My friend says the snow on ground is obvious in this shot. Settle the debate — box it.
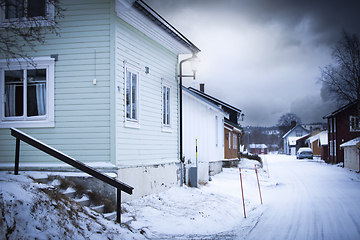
[1,155,360,239]
[0,171,145,240]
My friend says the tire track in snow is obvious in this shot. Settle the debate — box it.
[243,155,360,240]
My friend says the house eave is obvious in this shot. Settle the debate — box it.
[115,0,200,55]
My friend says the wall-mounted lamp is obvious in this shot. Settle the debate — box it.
[50,54,58,62]
[145,66,149,74]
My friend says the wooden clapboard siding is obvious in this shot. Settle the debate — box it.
[115,17,179,167]
[182,89,226,164]
[0,0,113,165]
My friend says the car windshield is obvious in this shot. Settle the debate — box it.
[301,151,312,154]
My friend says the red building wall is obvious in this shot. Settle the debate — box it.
[328,103,360,164]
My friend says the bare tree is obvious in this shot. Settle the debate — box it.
[318,30,360,113]
[0,0,65,66]
[277,113,301,136]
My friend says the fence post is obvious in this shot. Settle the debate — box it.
[117,188,121,223]
[15,138,20,175]
[239,168,246,218]
[254,164,263,204]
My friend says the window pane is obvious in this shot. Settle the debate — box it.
[28,0,46,17]
[27,69,46,117]
[131,73,137,119]
[5,0,25,19]
[5,70,23,117]
[126,71,131,119]
[166,87,170,125]
[163,86,166,124]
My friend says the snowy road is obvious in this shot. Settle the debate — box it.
[244,155,360,240]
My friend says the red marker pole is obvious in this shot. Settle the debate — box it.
[239,168,246,218]
[254,164,263,204]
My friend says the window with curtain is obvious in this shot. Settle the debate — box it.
[0,57,54,128]
[125,66,139,125]
[215,116,218,147]
[162,85,171,126]
[4,68,46,118]
[5,0,46,20]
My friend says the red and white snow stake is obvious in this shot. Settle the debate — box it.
[254,164,263,205]
[239,167,246,218]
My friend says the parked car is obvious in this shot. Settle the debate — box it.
[296,147,313,159]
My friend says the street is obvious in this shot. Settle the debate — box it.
[243,155,360,240]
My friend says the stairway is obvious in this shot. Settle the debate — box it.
[32,174,117,220]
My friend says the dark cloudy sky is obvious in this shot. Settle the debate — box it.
[146,0,360,126]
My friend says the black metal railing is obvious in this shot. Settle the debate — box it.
[10,127,133,223]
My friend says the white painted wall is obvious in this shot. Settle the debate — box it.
[182,89,226,184]
[344,146,360,171]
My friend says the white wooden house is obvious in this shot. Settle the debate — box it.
[283,125,310,155]
[182,87,228,185]
[0,0,200,201]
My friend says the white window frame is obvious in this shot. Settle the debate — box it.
[233,133,237,150]
[124,64,140,129]
[350,116,360,132]
[161,80,172,132]
[215,116,218,147]
[229,132,232,150]
[222,119,224,147]
[0,57,54,128]
[0,0,55,27]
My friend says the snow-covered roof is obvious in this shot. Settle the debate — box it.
[340,137,360,148]
[308,131,328,146]
[249,144,268,149]
[282,124,310,138]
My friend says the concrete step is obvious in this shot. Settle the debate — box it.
[91,205,105,214]
[104,211,116,220]
[61,187,76,199]
[32,175,49,184]
[74,196,90,207]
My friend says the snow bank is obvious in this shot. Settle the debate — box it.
[0,171,144,240]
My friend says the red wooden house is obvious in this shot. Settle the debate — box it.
[324,102,360,164]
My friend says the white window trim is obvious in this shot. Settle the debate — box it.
[0,1,55,27]
[0,57,55,128]
[215,116,218,147]
[350,116,360,132]
[222,119,224,147]
[124,63,140,129]
[161,79,172,133]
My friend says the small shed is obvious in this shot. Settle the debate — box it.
[249,144,268,155]
[340,137,360,171]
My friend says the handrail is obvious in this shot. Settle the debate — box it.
[10,127,133,223]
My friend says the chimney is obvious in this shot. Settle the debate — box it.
[200,83,205,92]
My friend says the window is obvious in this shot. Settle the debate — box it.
[124,65,139,128]
[162,85,171,126]
[0,57,54,128]
[329,118,332,133]
[295,130,302,137]
[329,141,333,156]
[222,119,224,147]
[229,132,231,150]
[350,116,360,132]
[215,116,218,147]
[233,133,237,150]
[1,0,54,25]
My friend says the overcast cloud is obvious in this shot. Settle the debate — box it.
[146,0,360,126]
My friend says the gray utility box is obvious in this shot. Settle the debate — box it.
[189,166,198,188]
